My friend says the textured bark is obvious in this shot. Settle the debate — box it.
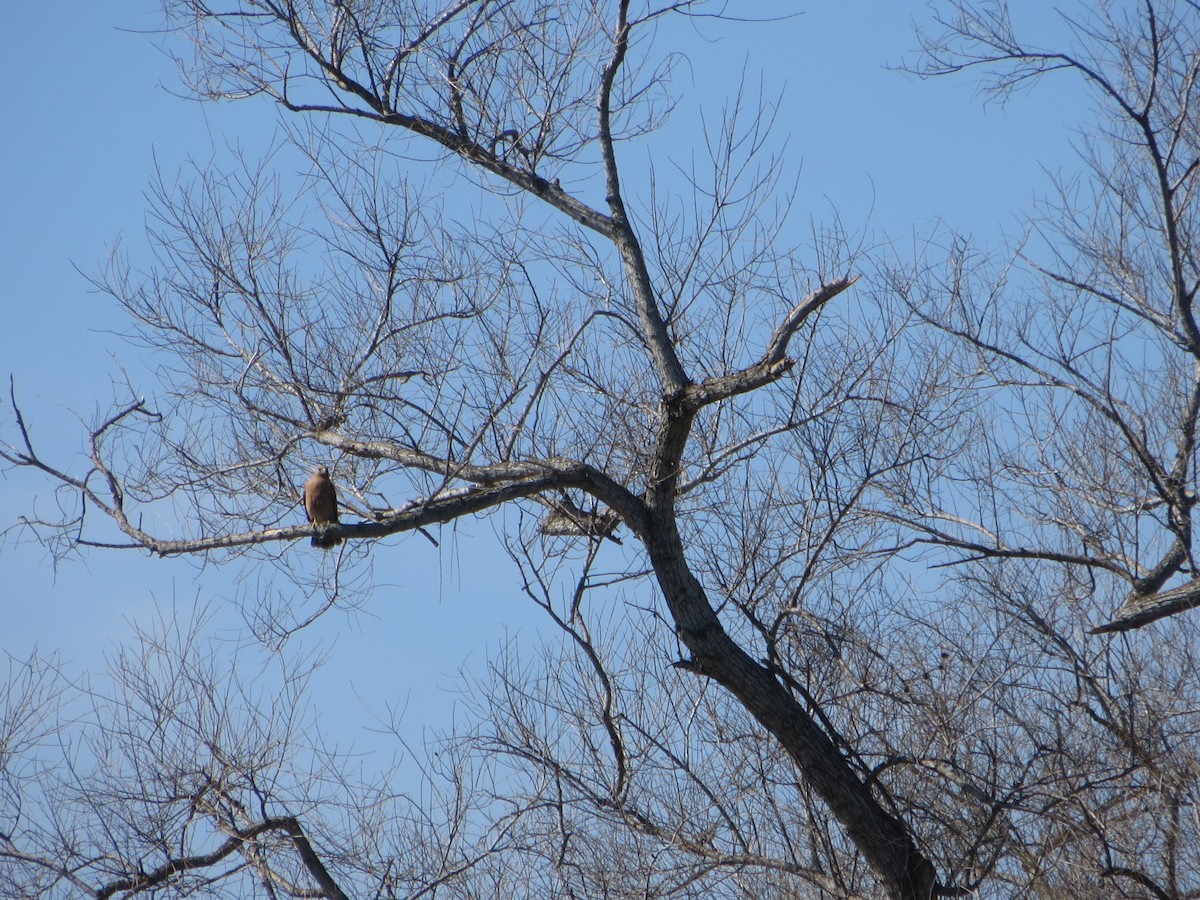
[636,379,941,899]
[640,510,939,900]
[1093,578,1200,633]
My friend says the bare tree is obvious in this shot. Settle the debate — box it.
[11,0,1200,898]
[870,0,1200,895]
[0,605,558,899]
[4,2,952,895]
[903,0,1200,636]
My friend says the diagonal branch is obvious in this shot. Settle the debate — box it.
[1092,575,1200,633]
[94,815,348,900]
[685,276,860,409]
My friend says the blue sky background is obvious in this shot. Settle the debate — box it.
[2,3,1084,757]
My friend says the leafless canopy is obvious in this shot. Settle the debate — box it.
[905,0,1200,632]
[9,1,1200,898]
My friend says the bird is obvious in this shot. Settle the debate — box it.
[303,465,342,549]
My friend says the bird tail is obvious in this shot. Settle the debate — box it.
[311,528,342,549]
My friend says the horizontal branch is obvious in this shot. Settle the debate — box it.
[311,430,649,528]
[312,430,567,482]
[124,475,575,557]
[871,508,1132,579]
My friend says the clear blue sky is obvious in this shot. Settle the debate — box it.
[1,3,1082,750]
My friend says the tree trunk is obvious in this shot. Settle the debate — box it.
[642,515,939,900]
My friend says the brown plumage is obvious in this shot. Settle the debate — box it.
[303,465,341,549]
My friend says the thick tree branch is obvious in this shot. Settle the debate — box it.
[631,368,945,897]
[685,276,860,409]
[641,511,942,899]
[598,0,689,394]
[310,430,649,531]
[1093,576,1200,633]
[95,816,348,900]
[121,474,611,557]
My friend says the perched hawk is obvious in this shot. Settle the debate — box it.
[303,466,341,549]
